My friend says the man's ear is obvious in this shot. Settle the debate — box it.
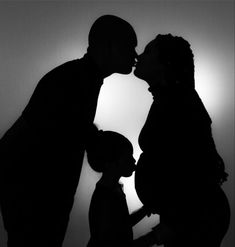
[105,39,118,59]
[109,39,122,55]
[101,40,118,72]
[93,39,112,64]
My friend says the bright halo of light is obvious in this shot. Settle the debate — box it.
[194,50,230,123]
[73,44,232,245]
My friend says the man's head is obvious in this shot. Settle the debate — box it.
[88,15,137,76]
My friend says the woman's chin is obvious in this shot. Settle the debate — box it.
[122,171,134,178]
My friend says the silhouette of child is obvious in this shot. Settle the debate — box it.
[86,126,157,247]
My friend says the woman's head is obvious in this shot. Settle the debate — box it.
[86,128,136,177]
[134,34,195,92]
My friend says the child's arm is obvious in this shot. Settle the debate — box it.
[132,230,157,247]
[130,205,151,226]
[131,223,175,247]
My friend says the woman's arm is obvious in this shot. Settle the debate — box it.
[132,223,176,247]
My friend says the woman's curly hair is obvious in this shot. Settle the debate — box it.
[152,34,195,88]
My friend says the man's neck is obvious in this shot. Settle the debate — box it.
[100,172,120,188]
[86,52,114,79]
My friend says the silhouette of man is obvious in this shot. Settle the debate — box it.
[0,15,137,247]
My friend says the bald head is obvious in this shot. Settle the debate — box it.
[87,15,137,76]
[88,15,137,49]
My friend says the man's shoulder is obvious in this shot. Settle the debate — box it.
[41,56,90,81]
[49,58,83,76]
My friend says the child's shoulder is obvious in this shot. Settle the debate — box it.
[94,181,125,198]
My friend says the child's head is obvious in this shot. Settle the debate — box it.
[86,128,136,177]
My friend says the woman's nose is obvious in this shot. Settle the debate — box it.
[136,53,144,62]
[132,158,136,168]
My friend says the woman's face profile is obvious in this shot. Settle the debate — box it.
[134,41,168,92]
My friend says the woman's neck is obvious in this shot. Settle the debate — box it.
[150,83,193,100]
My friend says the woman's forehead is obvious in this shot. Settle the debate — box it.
[144,40,159,52]
[144,40,154,50]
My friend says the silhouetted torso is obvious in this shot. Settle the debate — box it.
[0,54,103,246]
[135,86,230,246]
[1,54,103,193]
[88,181,133,247]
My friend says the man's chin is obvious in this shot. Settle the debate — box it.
[133,68,144,80]
[119,67,134,75]
[123,172,133,178]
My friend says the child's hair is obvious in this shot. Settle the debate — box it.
[86,125,133,173]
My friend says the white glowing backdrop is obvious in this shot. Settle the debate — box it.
[0,1,234,247]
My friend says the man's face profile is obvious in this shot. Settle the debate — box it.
[110,38,137,74]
